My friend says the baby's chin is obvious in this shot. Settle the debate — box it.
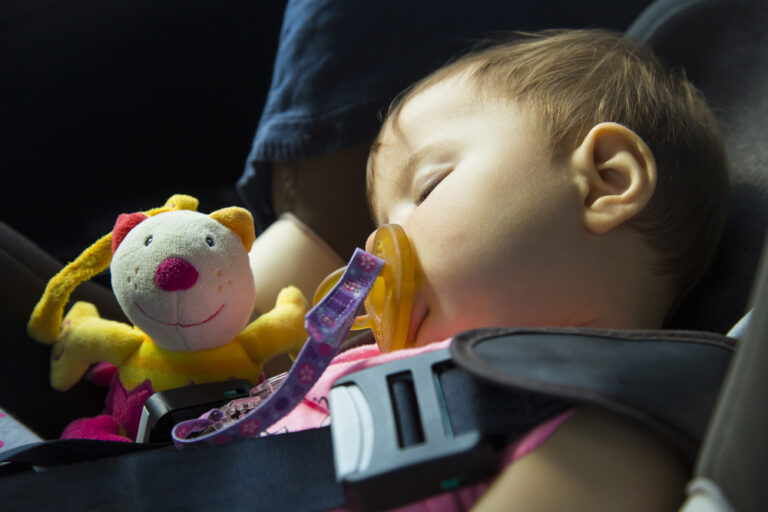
[411,308,521,348]
[409,315,457,348]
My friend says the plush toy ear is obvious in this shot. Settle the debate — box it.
[152,194,199,215]
[209,207,256,252]
[111,212,148,254]
[111,194,199,253]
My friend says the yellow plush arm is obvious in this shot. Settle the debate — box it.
[50,301,145,391]
[237,286,308,366]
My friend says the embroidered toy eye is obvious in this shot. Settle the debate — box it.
[206,236,215,247]
[145,235,153,246]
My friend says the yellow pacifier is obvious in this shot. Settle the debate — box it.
[313,224,418,353]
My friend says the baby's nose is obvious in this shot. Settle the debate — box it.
[155,257,199,291]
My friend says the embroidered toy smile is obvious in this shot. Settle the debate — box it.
[134,301,225,328]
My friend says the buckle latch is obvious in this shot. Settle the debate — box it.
[329,347,496,511]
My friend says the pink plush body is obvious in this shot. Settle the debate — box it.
[61,363,153,442]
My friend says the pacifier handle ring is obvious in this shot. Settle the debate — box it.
[313,267,377,331]
[312,266,347,306]
[311,224,419,353]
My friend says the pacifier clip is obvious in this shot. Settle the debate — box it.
[172,248,383,446]
[173,225,419,446]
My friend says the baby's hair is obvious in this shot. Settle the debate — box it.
[371,29,729,312]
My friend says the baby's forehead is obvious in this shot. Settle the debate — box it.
[370,82,535,162]
[366,73,549,222]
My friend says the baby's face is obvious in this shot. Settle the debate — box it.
[367,74,592,346]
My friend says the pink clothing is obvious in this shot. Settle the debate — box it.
[269,339,575,511]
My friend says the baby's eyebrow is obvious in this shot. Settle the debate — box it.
[405,142,455,177]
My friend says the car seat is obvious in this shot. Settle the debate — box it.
[627,0,768,510]
[1,0,766,510]
[627,0,768,335]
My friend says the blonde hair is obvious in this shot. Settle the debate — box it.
[372,29,729,308]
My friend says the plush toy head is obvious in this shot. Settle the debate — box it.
[26,194,259,352]
[111,208,256,352]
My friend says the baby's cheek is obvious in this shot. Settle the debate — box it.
[423,284,471,337]
[444,280,507,327]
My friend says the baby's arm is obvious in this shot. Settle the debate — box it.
[473,407,688,512]
[238,286,308,365]
[50,301,144,391]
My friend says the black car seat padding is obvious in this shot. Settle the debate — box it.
[627,0,768,333]
[451,327,734,461]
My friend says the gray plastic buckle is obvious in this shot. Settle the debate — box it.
[136,379,252,443]
[329,347,496,511]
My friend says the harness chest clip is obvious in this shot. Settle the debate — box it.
[329,347,496,511]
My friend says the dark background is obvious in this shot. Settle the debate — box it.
[1,0,287,263]
[0,0,655,265]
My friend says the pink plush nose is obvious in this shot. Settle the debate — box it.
[155,257,199,291]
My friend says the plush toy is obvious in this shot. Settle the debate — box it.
[27,195,308,441]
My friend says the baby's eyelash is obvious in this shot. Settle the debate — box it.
[416,183,437,205]
[415,171,449,205]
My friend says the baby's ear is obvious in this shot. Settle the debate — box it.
[209,207,256,252]
[570,122,656,234]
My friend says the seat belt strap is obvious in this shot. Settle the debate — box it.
[0,438,165,470]
[0,358,568,511]
[0,326,733,511]
[2,427,347,511]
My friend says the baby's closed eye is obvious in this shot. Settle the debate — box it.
[415,168,452,205]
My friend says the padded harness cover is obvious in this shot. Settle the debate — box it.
[451,327,734,460]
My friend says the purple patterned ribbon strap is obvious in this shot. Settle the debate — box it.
[172,248,384,447]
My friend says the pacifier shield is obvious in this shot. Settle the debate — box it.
[362,224,418,352]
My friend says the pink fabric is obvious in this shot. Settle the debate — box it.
[105,376,154,440]
[60,375,154,442]
[61,414,131,443]
[267,340,448,433]
[271,339,574,511]
[89,361,119,387]
[505,408,576,462]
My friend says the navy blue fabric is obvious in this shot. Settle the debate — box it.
[237,0,652,232]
